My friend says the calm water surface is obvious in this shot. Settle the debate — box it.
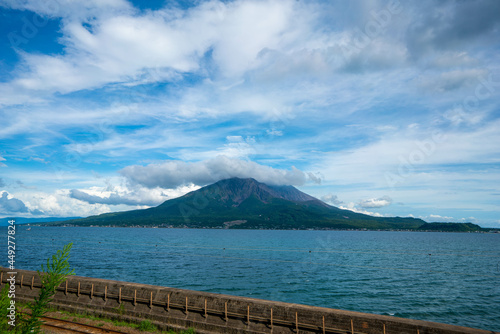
[5,227,500,331]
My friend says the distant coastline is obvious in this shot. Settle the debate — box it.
[6,179,499,232]
[27,222,500,233]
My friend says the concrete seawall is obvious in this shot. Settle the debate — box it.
[1,268,496,334]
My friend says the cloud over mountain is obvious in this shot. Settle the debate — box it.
[358,196,392,208]
[120,156,319,189]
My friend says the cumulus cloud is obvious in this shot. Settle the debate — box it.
[358,196,392,208]
[18,189,109,218]
[68,182,200,207]
[120,156,318,189]
[69,189,157,206]
[2,0,310,96]
[0,191,29,213]
[340,202,384,217]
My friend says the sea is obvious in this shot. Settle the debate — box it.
[4,226,500,331]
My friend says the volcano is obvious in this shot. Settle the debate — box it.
[51,178,425,229]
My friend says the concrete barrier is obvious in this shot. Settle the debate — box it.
[1,268,496,334]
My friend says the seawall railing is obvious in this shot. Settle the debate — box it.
[1,268,496,334]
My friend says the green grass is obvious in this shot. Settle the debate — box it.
[113,302,126,315]
[0,285,13,331]
[138,320,157,331]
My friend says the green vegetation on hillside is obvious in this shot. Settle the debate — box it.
[417,222,484,232]
[41,178,486,232]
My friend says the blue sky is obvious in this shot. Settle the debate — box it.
[0,0,499,227]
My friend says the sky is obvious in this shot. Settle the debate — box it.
[0,0,499,227]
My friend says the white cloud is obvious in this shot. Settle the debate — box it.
[2,0,314,98]
[428,214,454,221]
[266,129,283,136]
[339,202,384,217]
[358,195,392,208]
[215,136,257,159]
[210,0,298,77]
[68,183,198,207]
[120,155,317,189]
[319,118,500,189]
[23,190,109,217]
[441,107,486,127]
[9,188,131,218]
[69,189,155,206]
[0,178,201,218]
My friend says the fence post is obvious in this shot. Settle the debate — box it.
[351,319,354,334]
[134,289,137,306]
[77,282,80,297]
[167,293,170,311]
[186,296,188,314]
[65,280,68,295]
[104,286,107,301]
[119,287,121,304]
[383,323,386,334]
[91,284,94,299]
[204,299,207,318]
[225,302,228,322]
[323,316,325,334]
[150,291,153,308]
[247,305,250,325]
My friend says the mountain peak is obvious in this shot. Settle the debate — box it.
[205,177,320,206]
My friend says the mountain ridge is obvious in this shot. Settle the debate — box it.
[161,177,327,207]
[43,177,432,230]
